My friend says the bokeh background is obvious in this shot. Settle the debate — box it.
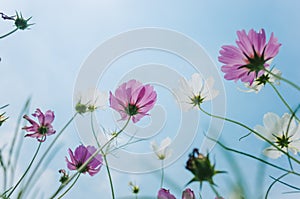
[1,1,300,198]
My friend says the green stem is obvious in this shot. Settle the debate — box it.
[7,141,42,197]
[209,183,220,198]
[8,98,31,186]
[2,164,7,192]
[91,113,115,199]
[20,113,77,197]
[265,69,300,91]
[57,174,80,199]
[199,107,300,165]
[265,173,289,199]
[103,155,115,199]
[269,175,300,191]
[160,160,164,188]
[90,113,101,147]
[207,136,300,176]
[50,117,131,198]
[268,82,300,122]
[0,28,18,39]
[286,149,294,171]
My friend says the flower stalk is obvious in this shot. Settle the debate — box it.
[7,141,42,198]
[199,106,300,165]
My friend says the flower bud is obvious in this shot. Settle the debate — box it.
[14,12,33,30]
[59,169,69,184]
[185,148,225,185]
[157,188,176,199]
[182,188,195,199]
[75,102,88,114]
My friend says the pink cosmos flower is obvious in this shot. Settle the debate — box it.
[157,188,176,199]
[22,108,56,142]
[182,188,195,199]
[218,29,281,85]
[109,79,157,123]
[66,145,103,176]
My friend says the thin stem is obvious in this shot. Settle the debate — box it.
[91,113,115,199]
[265,69,300,91]
[8,98,31,185]
[268,82,299,122]
[265,173,289,199]
[20,113,77,197]
[7,141,42,197]
[269,176,300,191]
[199,106,300,165]
[57,173,80,199]
[160,160,164,188]
[0,147,8,191]
[0,28,18,39]
[4,168,7,193]
[209,183,220,198]
[103,155,115,199]
[207,136,300,176]
[90,113,101,147]
[287,149,294,171]
[50,117,131,198]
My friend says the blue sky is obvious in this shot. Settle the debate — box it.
[1,1,300,198]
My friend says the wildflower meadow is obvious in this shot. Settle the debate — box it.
[1,1,300,199]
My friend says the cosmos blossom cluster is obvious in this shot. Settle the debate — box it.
[1,27,300,199]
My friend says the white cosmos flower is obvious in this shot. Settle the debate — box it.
[240,68,282,93]
[254,112,300,159]
[150,137,172,160]
[76,88,108,112]
[174,73,219,111]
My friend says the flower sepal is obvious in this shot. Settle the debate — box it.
[185,148,226,186]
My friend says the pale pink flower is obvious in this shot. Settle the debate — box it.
[109,79,157,123]
[22,108,55,142]
[219,29,281,85]
[66,145,103,176]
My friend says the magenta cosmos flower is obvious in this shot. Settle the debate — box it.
[157,188,176,199]
[66,145,103,176]
[109,79,157,123]
[218,29,281,85]
[22,108,56,142]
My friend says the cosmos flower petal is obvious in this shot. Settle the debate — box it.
[263,146,283,159]
[151,137,172,160]
[262,112,281,134]
[33,108,45,125]
[44,110,55,124]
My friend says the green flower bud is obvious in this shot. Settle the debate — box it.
[75,102,88,114]
[14,12,33,30]
[185,148,225,186]
[59,169,69,184]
